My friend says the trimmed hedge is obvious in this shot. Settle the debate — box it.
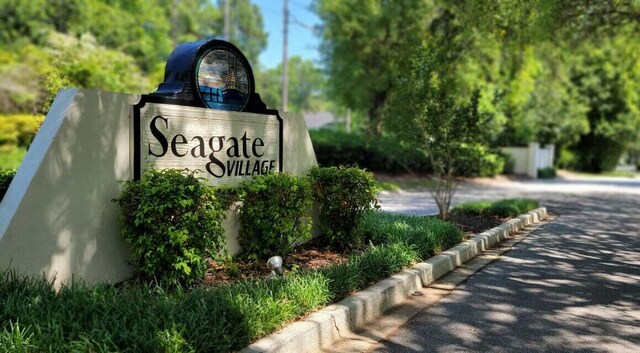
[238,172,313,259]
[310,130,505,177]
[310,129,431,174]
[113,169,227,285]
[309,166,378,249]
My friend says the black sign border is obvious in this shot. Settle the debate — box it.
[133,94,284,181]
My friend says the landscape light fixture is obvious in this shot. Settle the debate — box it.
[266,256,284,277]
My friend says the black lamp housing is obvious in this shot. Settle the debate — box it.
[151,39,270,114]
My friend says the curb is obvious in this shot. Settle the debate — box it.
[240,207,549,353]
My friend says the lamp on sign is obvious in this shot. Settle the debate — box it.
[151,39,269,113]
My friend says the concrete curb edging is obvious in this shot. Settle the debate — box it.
[240,207,549,353]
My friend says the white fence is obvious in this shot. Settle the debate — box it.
[501,142,555,178]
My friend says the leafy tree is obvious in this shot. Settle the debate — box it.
[216,0,267,66]
[256,56,327,113]
[567,34,640,172]
[315,0,432,134]
[386,40,492,219]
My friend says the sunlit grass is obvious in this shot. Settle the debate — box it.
[453,198,539,218]
[375,176,438,191]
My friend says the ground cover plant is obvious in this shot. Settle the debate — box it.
[1,164,537,352]
[0,210,466,353]
[452,198,539,218]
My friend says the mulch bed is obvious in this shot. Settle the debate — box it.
[204,212,505,286]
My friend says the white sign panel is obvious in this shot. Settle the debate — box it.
[134,98,282,187]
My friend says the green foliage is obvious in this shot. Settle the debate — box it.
[309,166,378,249]
[0,169,16,201]
[256,56,328,112]
[362,211,463,259]
[537,167,556,179]
[0,0,267,114]
[315,0,434,133]
[0,205,469,352]
[453,198,539,218]
[455,144,505,177]
[0,114,43,147]
[0,321,36,353]
[0,269,330,352]
[113,169,227,285]
[238,173,313,259]
[310,129,432,174]
[500,151,516,174]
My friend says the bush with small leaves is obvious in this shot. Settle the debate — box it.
[238,173,313,259]
[309,166,378,249]
[113,169,227,285]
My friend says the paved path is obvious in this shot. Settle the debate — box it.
[370,176,640,352]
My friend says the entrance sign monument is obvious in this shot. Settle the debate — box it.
[0,40,317,286]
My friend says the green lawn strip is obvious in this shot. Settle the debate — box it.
[374,177,438,192]
[452,198,539,218]
[0,212,462,353]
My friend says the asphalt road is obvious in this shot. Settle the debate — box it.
[371,175,640,352]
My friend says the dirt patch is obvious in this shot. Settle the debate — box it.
[448,212,505,235]
[205,239,350,285]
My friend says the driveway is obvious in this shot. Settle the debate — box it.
[371,175,640,352]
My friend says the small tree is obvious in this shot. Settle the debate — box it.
[386,44,492,220]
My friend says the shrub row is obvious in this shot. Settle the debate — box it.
[0,211,463,353]
[310,129,506,177]
[310,129,431,174]
[0,114,43,149]
[114,166,378,284]
[452,198,539,218]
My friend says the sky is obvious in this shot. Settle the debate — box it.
[252,0,323,69]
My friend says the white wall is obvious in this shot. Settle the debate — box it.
[500,143,555,178]
[0,89,317,287]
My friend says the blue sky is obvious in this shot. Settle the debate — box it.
[253,0,322,69]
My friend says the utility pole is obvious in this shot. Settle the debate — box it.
[281,0,289,112]
[223,0,231,41]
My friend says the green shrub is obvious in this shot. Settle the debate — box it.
[309,166,378,249]
[0,146,26,171]
[309,129,431,174]
[488,199,539,218]
[636,162,640,171]
[113,169,227,285]
[455,143,505,177]
[0,169,16,202]
[537,167,556,179]
[362,211,463,258]
[238,173,313,259]
[499,151,516,174]
[453,198,539,218]
[0,114,43,148]
[557,148,579,170]
[0,208,468,352]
